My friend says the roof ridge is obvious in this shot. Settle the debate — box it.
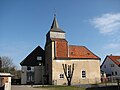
[108,55,120,57]
[83,46,101,60]
[69,45,85,47]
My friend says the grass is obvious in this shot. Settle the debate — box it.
[34,85,119,90]
[34,85,85,90]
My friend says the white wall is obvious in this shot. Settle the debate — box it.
[101,57,120,76]
[34,66,45,84]
[34,66,41,84]
[50,32,65,39]
[21,66,45,84]
[21,66,27,84]
[5,77,11,90]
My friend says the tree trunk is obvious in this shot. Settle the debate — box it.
[68,81,71,86]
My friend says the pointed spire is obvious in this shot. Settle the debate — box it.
[50,15,65,33]
[51,14,59,29]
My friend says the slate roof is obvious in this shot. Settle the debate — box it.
[50,16,65,33]
[20,46,45,66]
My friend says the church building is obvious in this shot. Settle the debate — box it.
[20,15,101,85]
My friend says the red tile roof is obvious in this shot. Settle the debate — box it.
[54,39,100,60]
[55,39,68,58]
[108,56,120,66]
[69,45,100,59]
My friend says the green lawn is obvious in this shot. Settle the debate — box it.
[34,85,119,90]
[35,85,85,90]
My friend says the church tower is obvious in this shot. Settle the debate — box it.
[45,15,68,84]
[46,15,66,43]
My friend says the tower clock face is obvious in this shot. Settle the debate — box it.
[50,32,65,39]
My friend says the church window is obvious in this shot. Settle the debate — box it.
[60,74,64,78]
[82,70,86,78]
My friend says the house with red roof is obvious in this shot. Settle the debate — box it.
[20,15,101,85]
[101,55,120,77]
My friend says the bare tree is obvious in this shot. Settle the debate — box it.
[0,56,16,73]
[62,63,74,86]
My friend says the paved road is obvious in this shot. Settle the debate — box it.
[12,85,48,90]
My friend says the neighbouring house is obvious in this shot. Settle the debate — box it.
[20,15,101,85]
[20,46,45,84]
[101,55,120,77]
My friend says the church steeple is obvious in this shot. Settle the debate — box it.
[50,14,59,29]
[50,15,65,33]
[46,15,66,42]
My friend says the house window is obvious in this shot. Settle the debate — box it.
[112,72,114,75]
[31,67,34,71]
[82,70,86,78]
[37,56,42,60]
[111,64,114,67]
[115,71,117,75]
[60,74,64,78]
[27,66,31,70]
[27,66,34,71]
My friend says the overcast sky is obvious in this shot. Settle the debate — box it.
[1,0,120,68]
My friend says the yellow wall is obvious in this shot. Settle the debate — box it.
[45,41,101,85]
[52,59,101,85]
